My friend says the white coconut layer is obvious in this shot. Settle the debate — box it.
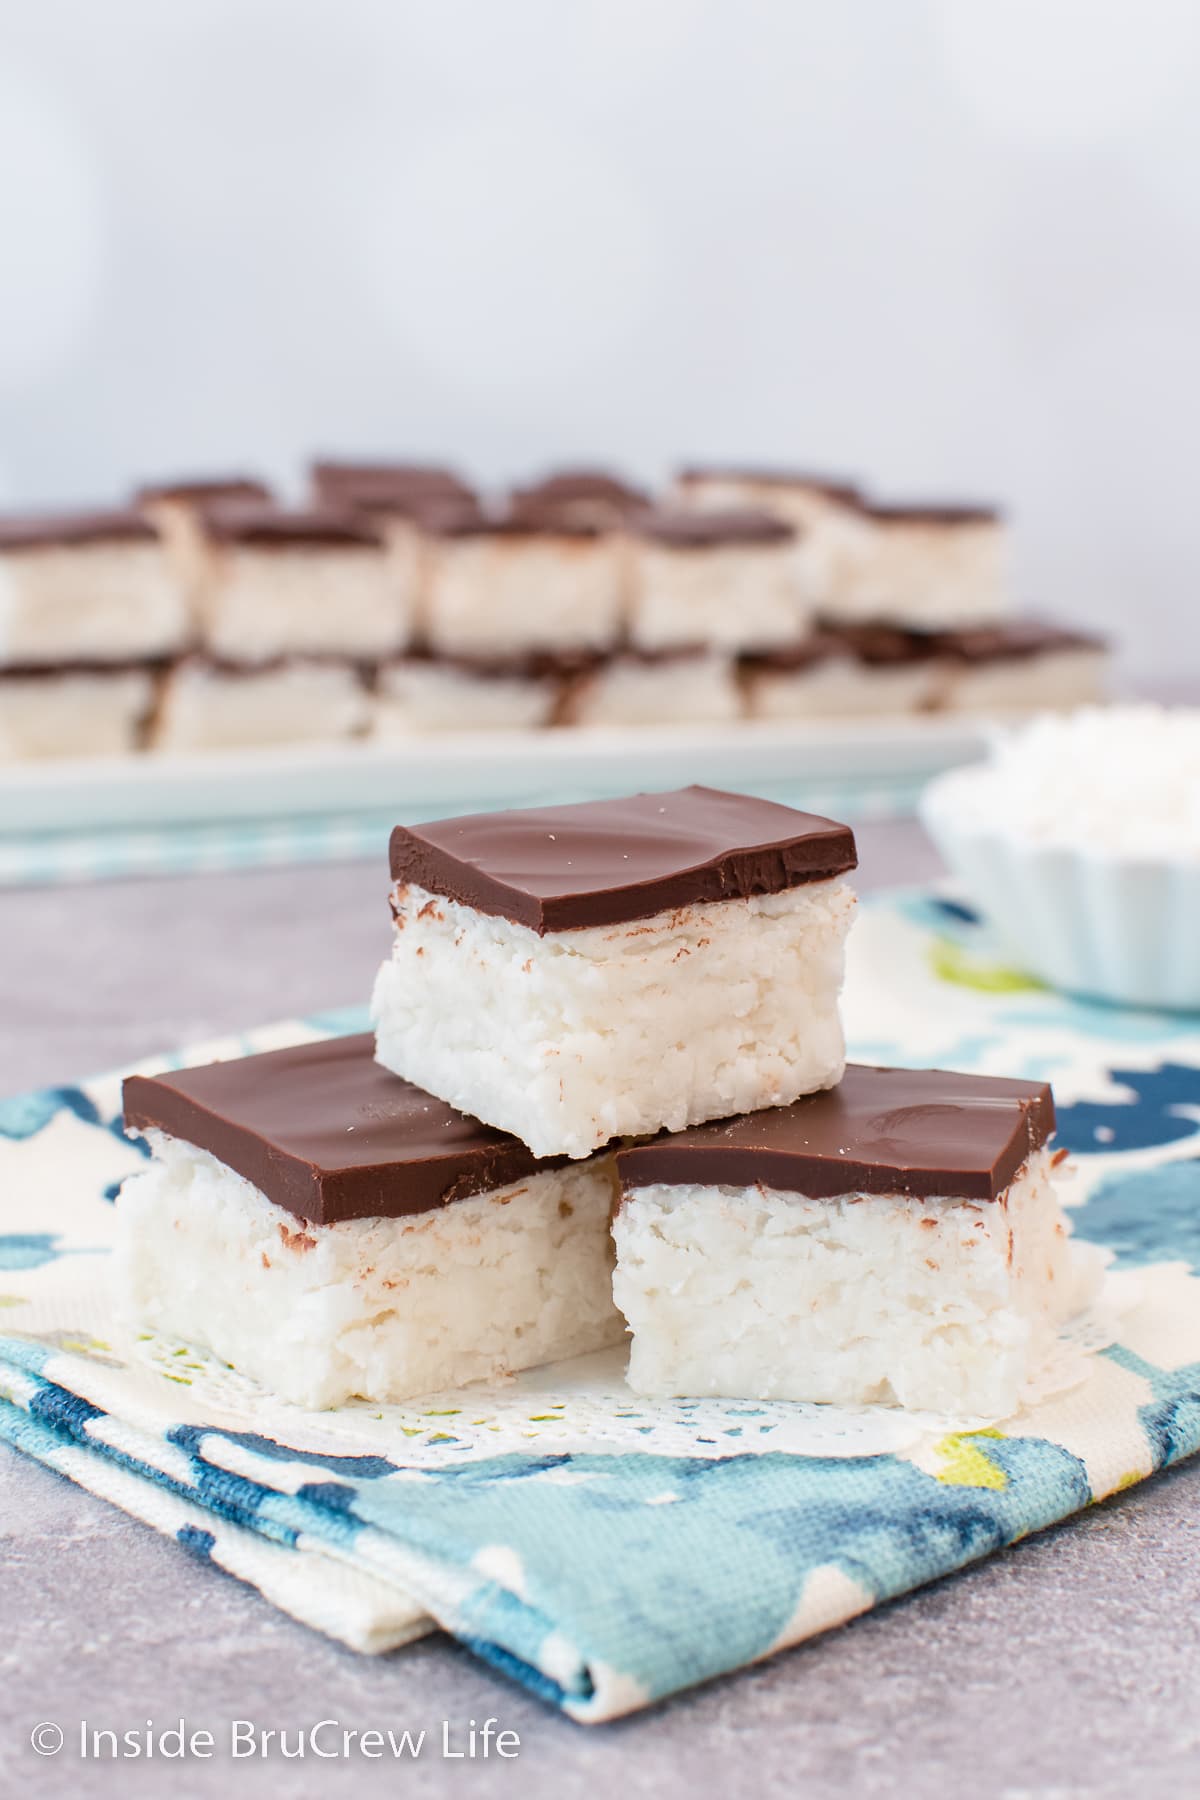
[151,659,367,751]
[629,541,810,651]
[371,659,558,734]
[568,653,740,727]
[424,534,625,655]
[202,545,407,660]
[115,1130,623,1410]
[743,655,935,720]
[935,647,1108,714]
[373,877,854,1159]
[612,1148,1099,1417]
[0,543,189,664]
[0,668,155,760]
[830,516,1009,629]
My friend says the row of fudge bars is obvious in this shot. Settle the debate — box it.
[0,461,1108,760]
[115,787,1098,1417]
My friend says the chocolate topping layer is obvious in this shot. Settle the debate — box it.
[384,646,599,682]
[738,634,842,673]
[512,470,650,515]
[858,501,1000,526]
[203,504,384,549]
[0,510,157,550]
[389,785,857,934]
[675,467,862,505]
[431,502,606,541]
[123,1032,558,1226]
[634,507,796,548]
[827,623,939,666]
[134,477,272,505]
[933,620,1106,662]
[313,460,474,496]
[310,461,476,516]
[616,1063,1055,1203]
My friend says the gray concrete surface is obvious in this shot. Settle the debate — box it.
[2,820,1198,1799]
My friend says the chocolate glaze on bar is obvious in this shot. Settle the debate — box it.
[0,510,157,550]
[384,646,600,682]
[634,508,796,548]
[857,501,1000,526]
[431,502,606,541]
[511,470,650,517]
[933,620,1105,662]
[134,477,272,505]
[0,657,168,681]
[123,1032,559,1226]
[310,461,476,511]
[828,624,939,667]
[616,1063,1055,1204]
[675,467,862,506]
[738,634,842,673]
[203,504,384,549]
[389,785,857,934]
[793,620,1105,668]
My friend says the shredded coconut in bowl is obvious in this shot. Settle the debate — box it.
[948,707,1200,860]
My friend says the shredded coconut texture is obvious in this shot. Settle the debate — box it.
[942,706,1200,859]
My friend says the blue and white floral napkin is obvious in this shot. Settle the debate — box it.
[2,891,1199,1721]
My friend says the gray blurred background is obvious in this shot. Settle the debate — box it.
[1,0,1197,684]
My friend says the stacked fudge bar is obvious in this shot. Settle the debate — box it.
[118,786,1095,1416]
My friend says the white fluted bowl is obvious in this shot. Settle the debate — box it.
[920,762,1200,1011]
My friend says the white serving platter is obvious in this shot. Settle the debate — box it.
[0,717,989,836]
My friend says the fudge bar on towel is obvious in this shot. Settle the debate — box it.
[372,786,857,1159]
[0,510,188,665]
[118,1033,622,1409]
[612,1064,1101,1417]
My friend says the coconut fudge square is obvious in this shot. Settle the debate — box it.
[0,663,157,760]
[629,508,811,652]
[0,511,188,665]
[118,1033,622,1409]
[372,651,566,736]
[741,629,938,719]
[832,502,1009,630]
[931,620,1109,714]
[566,648,741,727]
[671,466,869,614]
[613,1064,1100,1417]
[151,655,368,751]
[423,505,626,655]
[197,505,407,661]
[372,786,857,1159]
